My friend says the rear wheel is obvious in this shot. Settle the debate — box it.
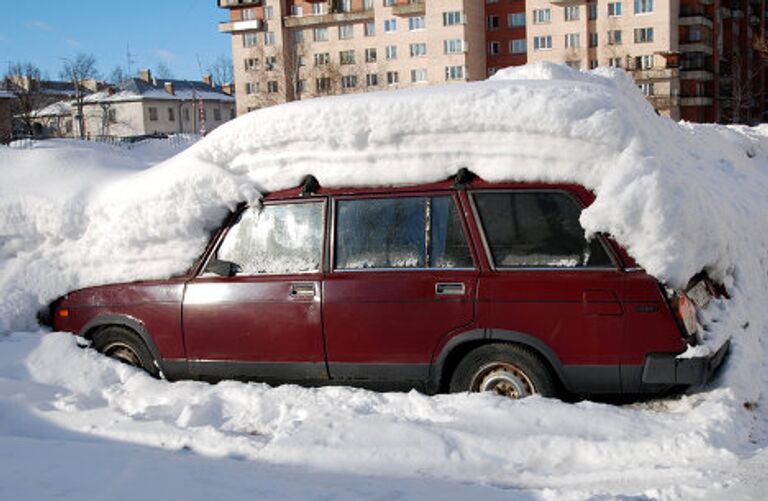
[91,326,159,378]
[449,343,556,399]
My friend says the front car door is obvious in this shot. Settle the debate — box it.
[182,199,328,383]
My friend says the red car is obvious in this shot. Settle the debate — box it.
[45,172,729,399]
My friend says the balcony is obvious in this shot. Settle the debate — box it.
[679,7,714,28]
[218,0,262,7]
[392,1,425,16]
[680,69,714,81]
[680,96,713,106]
[284,9,374,28]
[631,68,680,80]
[646,96,680,110]
[219,19,262,33]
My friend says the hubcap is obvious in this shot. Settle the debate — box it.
[102,342,141,367]
[471,363,536,399]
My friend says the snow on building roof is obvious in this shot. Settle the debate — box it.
[31,100,73,117]
[83,77,234,104]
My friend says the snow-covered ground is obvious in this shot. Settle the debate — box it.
[1,64,767,499]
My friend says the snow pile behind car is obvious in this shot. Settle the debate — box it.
[1,62,767,497]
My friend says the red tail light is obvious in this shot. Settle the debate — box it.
[672,293,698,337]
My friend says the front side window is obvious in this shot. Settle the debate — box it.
[473,192,612,268]
[335,196,473,270]
[217,202,324,275]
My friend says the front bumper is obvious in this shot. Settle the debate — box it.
[641,339,731,385]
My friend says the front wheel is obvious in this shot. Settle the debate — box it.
[449,343,557,399]
[91,326,160,378]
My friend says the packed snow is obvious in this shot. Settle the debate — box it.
[1,63,767,499]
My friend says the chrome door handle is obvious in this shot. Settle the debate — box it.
[436,282,465,296]
[290,283,316,298]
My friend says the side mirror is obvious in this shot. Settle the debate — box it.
[205,259,242,277]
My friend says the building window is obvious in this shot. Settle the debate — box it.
[637,54,654,69]
[565,6,580,21]
[443,11,464,26]
[148,107,158,121]
[533,9,551,24]
[487,15,499,30]
[589,60,598,69]
[508,13,525,27]
[314,52,330,65]
[634,27,654,43]
[183,108,190,121]
[444,39,465,54]
[384,18,397,33]
[533,35,553,50]
[337,0,353,12]
[108,108,117,123]
[242,8,256,21]
[383,0,395,5]
[409,16,425,31]
[411,68,428,83]
[316,77,331,93]
[639,82,655,96]
[689,26,702,42]
[340,50,356,65]
[364,21,376,36]
[339,24,354,39]
[410,42,427,57]
[314,27,329,41]
[265,31,276,45]
[588,3,597,19]
[265,56,277,70]
[267,81,278,93]
[245,57,259,71]
[264,5,273,19]
[245,82,258,94]
[489,41,500,56]
[445,65,465,81]
[386,71,399,85]
[385,45,397,60]
[291,4,303,16]
[293,30,305,43]
[634,0,653,14]
[510,39,526,54]
[342,75,358,89]
[243,32,258,47]
[214,108,222,121]
[168,107,175,122]
[609,57,622,68]
[365,48,377,62]
[366,73,379,87]
[312,2,326,15]
[297,79,306,93]
[608,2,622,16]
[298,55,306,66]
[608,30,622,45]
[589,32,598,47]
[565,33,580,48]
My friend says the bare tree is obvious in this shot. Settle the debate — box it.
[207,55,234,86]
[2,61,46,137]
[155,62,174,80]
[108,66,129,85]
[60,53,100,139]
[721,41,764,124]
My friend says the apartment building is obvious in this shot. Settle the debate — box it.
[219,0,485,115]
[220,0,767,123]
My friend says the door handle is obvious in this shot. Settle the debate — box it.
[290,283,316,298]
[436,282,465,296]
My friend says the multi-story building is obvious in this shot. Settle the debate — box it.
[219,0,486,115]
[219,0,767,123]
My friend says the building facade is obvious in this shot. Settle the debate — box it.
[0,90,13,144]
[219,0,767,123]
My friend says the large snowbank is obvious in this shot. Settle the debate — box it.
[1,63,768,498]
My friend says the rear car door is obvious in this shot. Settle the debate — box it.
[470,189,626,394]
[322,192,479,386]
[182,199,328,382]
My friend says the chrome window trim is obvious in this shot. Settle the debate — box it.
[468,189,620,272]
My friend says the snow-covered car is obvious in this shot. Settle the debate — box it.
[43,171,728,399]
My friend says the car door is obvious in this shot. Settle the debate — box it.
[322,193,479,385]
[470,190,626,393]
[182,199,329,382]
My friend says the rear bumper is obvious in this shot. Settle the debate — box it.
[641,339,730,385]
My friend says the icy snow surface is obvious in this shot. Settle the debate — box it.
[1,63,768,498]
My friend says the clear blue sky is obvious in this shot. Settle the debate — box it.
[0,0,230,82]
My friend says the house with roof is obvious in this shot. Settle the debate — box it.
[78,70,235,139]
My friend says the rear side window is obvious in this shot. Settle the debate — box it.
[473,191,612,268]
[217,202,324,275]
[335,196,473,270]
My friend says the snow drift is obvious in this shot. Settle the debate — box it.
[1,62,768,497]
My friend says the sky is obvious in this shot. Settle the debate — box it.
[0,0,231,82]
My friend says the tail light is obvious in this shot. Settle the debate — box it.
[672,293,698,337]
[663,273,720,341]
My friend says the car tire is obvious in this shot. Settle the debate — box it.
[449,343,557,399]
[91,326,160,378]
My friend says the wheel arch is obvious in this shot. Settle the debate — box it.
[80,314,163,369]
[430,328,570,393]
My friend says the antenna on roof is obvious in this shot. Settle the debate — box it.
[453,167,475,189]
[126,43,137,76]
[300,175,320,197]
